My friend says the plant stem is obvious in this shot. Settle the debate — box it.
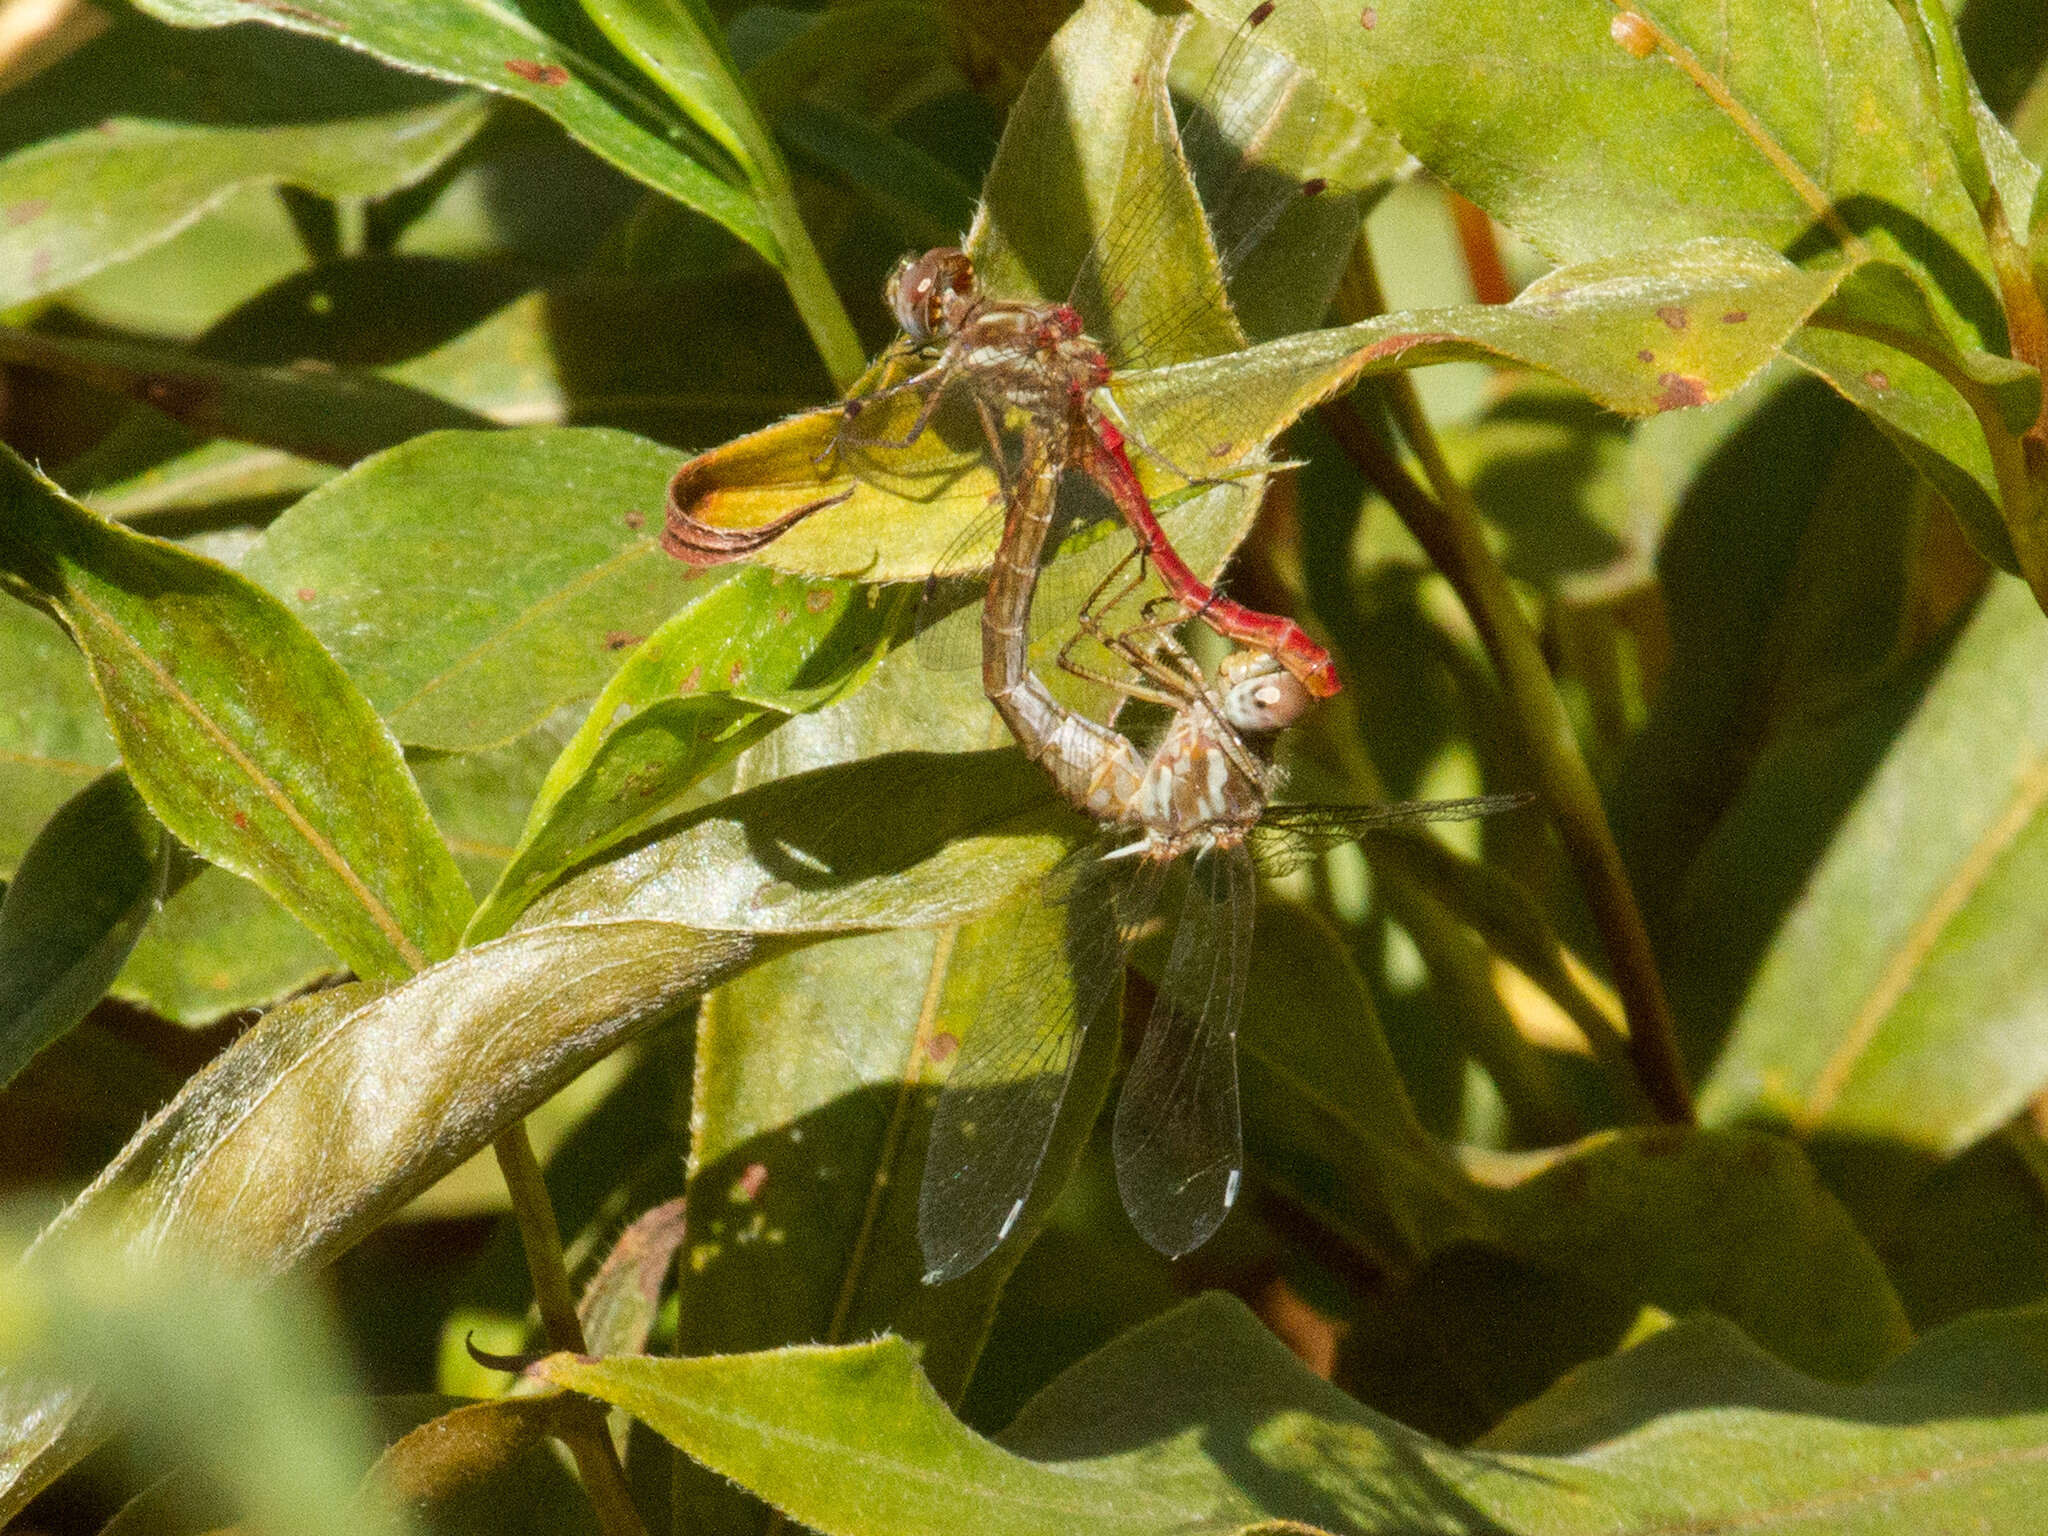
[494,1123,650,1536]
[1320,246,1694,1124]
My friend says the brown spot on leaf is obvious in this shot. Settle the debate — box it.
[1656,304,1688,331]
[1360,5,1377,27]
[1656,371,1707,409]
[735,1162,770,1201]
[927,1031,959,1065]
[29,248,51,282]
[1301,176,1328,197]
[232,811,250,831]
[727,660,745,687]
[1610,10,1657,57]
[1637,348,1655,364]
[680,665,702,692]
[295,588,317,604]
[1864,369,1891,392]
[5,199,47,228]
[140,373,214,417]
[505,59,570,86]
[623,509,645,530]
[805,587,834,613]
[1722,309,1749,324]
[603,631,643,651]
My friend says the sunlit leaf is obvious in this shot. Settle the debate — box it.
[468,566,902,938]
[1701,576,2048,1152]
[0,444,472,981]
[538,1291,2048,1534]
[128,0,777,261]
[0,12,488,309]
[242,428,687,751]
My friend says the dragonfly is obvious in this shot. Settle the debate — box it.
[916,423,1530,1283]
[665,0,1346,701]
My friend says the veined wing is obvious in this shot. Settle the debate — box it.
[1112,842,1255,1258]
[910,458,1169,677]
[918,845,1156,1283]
[1073,0,1333,374]
[1250,793,1535,877]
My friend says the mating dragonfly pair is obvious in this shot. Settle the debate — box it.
[667,0,1527,1282]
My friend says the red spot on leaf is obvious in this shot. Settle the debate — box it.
[1655,371,1707,409]
[1610,11,1657,57]
[1360,5,1377,27]
[623,509,645,530]
[1722,309,1749,324]
[1637,349,1655,364]
[232,811,250,831]
[805,587,834,613]
[603,631,644,651]
[1864,369,1891,392]
[928,1031,959,1065]
[727,660,745,687]
[1301,176,1328,198]
[1248,0,1276,25]
[1656,305,1689,331]
[773,608,792,625]
[735,1162,769,1201]
[295,588,317,603]
[505,59,569,86]
[258,1,330,21]
[5,199,47,228]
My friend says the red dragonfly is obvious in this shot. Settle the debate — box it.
[666,0,1345,701]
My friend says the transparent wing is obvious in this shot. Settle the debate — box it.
[1073,0,1330,373]
[1112,843,1255,1258]
[1250,793,1535,877]
[918,847,1152,1283]
[910,466,1153,673]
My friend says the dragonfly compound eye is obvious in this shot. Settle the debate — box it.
[887,247,975,342]
[1217,652,1314,733]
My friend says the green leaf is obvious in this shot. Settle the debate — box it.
[0,11,488,311]
[1475,1128,1913,1382]
[112,863,339,1026]
[0,774,180,1093]
[0,327,495,467]
[241,428,685,751]
[369,1394,600,1536]
[1327,0,2020,568]
[1700,575,2048,1151]
[0,1217,407,1536]
[468,565,902,938]
[0,99,488,311]
[127,0,778,263]
[0,744,1070,1512]
[0,598,117,879]
[0,444,472,981]
[539,1291,2048,1534]
[517,747,1071,935]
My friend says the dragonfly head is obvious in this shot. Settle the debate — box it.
[887,247,977,343]
[1215,649,1314,735]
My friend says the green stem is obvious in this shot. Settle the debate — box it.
[1320,247,1694,1125]
[494,1124,650,1536]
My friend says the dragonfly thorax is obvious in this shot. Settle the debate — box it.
[1124,699,1275,860]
